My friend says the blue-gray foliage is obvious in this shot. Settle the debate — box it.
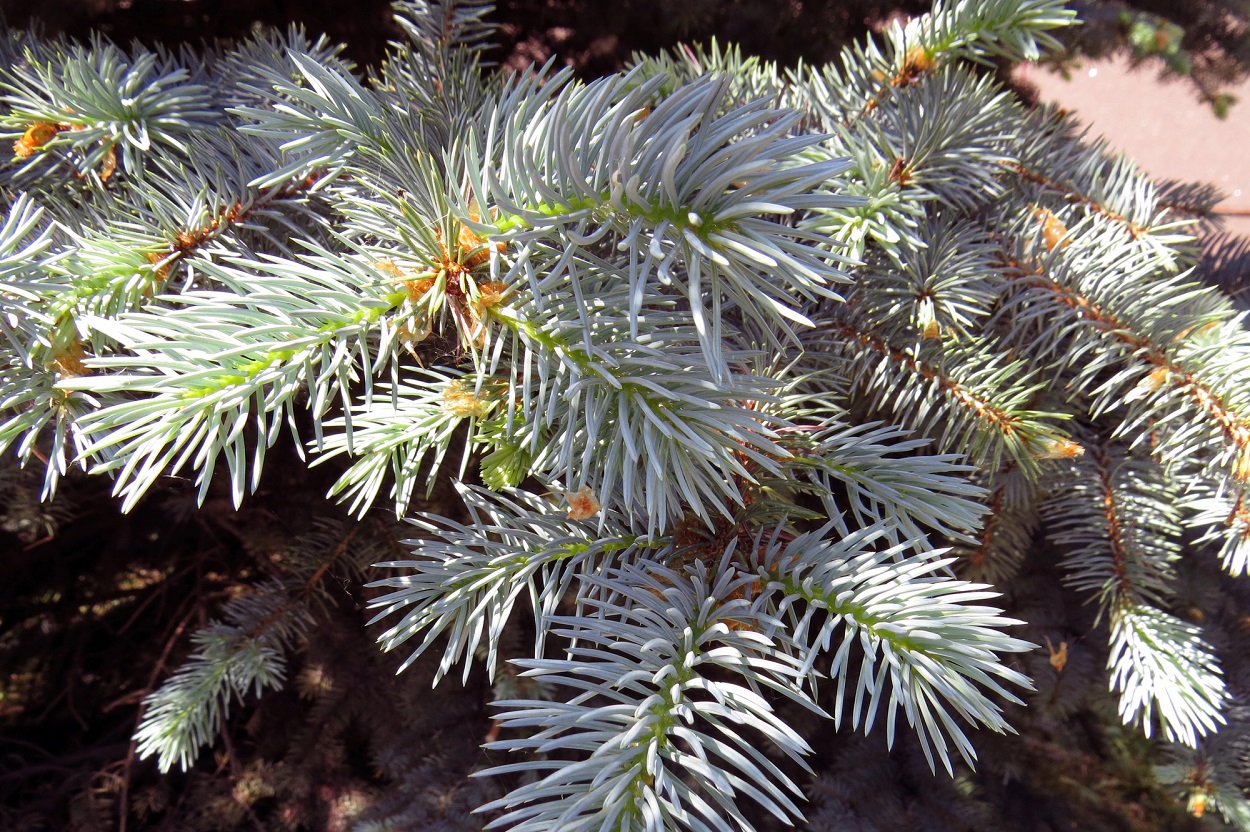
[3,0,1249,828]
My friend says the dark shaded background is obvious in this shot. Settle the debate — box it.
[0,0,928,75]
[5,0,1247,119]
[5,0,1246,116]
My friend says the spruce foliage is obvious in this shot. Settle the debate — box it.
[1,0,1249,829]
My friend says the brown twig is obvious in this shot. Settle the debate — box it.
[1002,161,1147,238]
[1002,263,1250,480]
[826,321,1024,435]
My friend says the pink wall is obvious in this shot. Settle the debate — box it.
[1015,57,1250,238]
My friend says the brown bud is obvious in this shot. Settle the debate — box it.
[1033,436,1085,460]
[441,379,490,419]
[562,485,601,521]
[99,145,117,181]
[1033,207,1070,251]
[1044,636,1068,672]
[147,251,172,282]
[14,122,59,158]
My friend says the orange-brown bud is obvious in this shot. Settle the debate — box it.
[562,484,602,521]
[469,281,508,320]
[1033,435,1085,460]
[1137,365,1169,393]
[1045,636,1068,672]
[14,122,59,158]
[147,251,172,282]
[403,277,437,302]
[99,145,117,181]
[1033,206,1070,251]
[441,379,490,419]
[46,340,89,378]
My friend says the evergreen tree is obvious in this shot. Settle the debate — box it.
[1,0,1249,829]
